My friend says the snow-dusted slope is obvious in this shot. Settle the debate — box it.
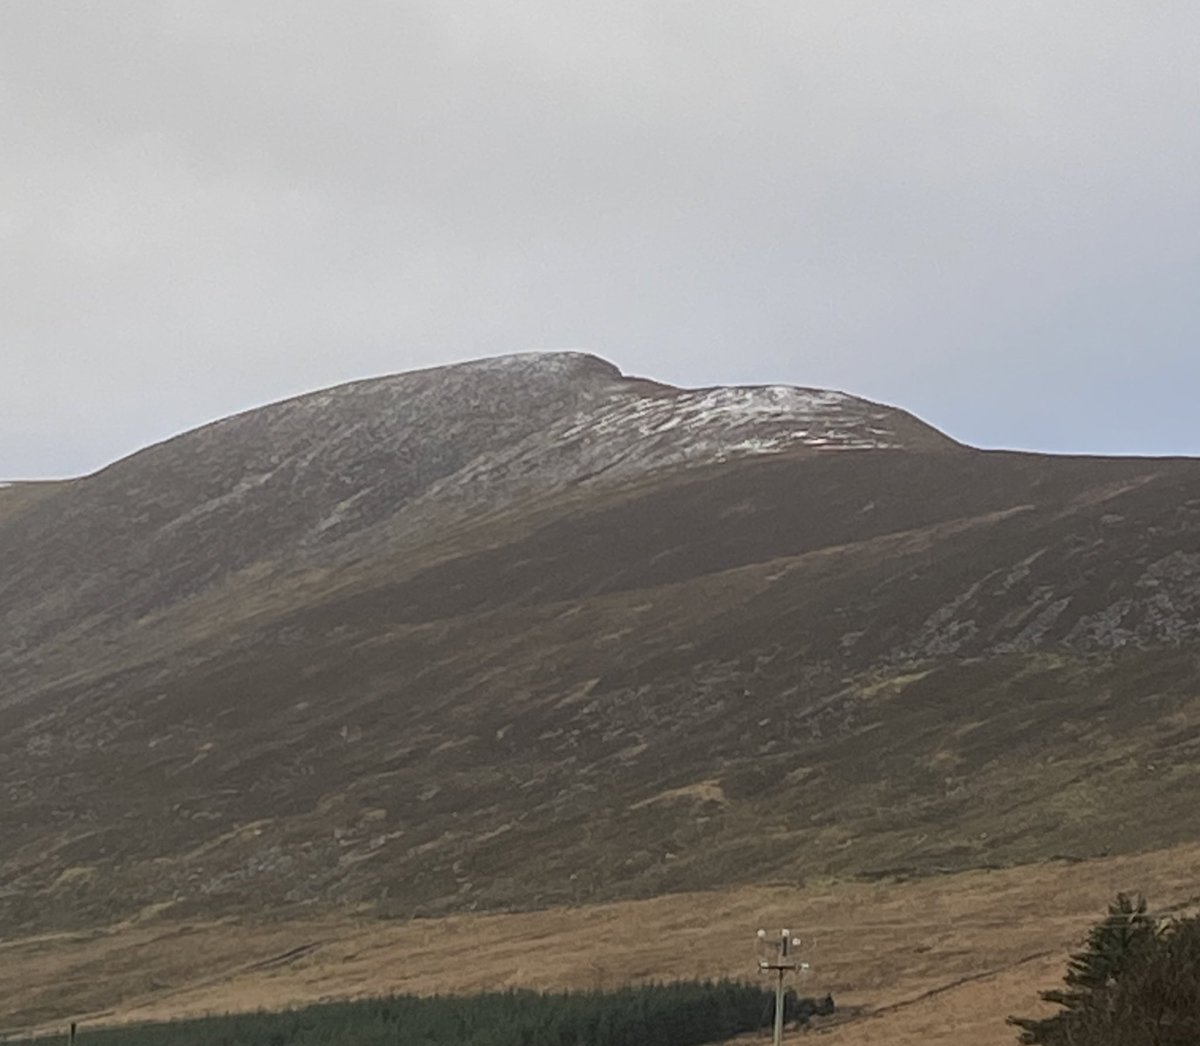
[0,352,955,659]
[407,353,955,517]
[567,385,886,449]
[444,379,920,493]
[447,352,947,462]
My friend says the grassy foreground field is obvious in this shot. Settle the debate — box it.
[5,843,1199,1045]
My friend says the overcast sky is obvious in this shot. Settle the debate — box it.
[3,2,1199,478]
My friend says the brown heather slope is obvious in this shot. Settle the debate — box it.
[1,354,1199,943]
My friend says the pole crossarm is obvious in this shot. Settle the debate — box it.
[754,927,813,1046]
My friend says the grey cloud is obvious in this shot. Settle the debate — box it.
[2,2,1199,476]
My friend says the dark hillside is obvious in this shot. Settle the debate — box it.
[1,355,1198,934]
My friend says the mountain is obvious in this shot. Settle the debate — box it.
[2,352,1199,936]
[0,352,950,680]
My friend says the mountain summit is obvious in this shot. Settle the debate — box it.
[1,353,1199,939]
[0,353,953,678]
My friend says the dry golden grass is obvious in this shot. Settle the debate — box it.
[5,843,1200,1044]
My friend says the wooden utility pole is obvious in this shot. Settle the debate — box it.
[756,928,809,1046]
[68,1022,77,1045]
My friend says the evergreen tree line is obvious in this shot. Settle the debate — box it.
[28,980,834,1046]
[1010,893,1200,1045]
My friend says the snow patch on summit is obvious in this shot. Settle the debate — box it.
[452,350,622,384]
[466,350,596,372]
[417,378,915,515]
[559,385,899,453]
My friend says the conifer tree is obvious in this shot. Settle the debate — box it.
[1009,892,1157,1045]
